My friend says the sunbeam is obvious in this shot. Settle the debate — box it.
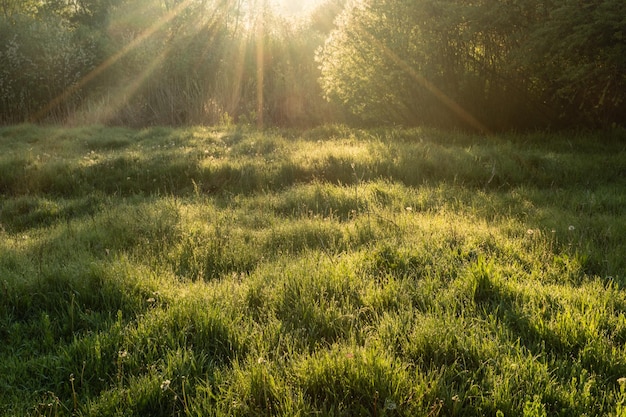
[356,23,490,134]
[31,0,196,123]
[255,7,265,128]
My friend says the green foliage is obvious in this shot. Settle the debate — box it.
[2,126,626,416]
[2,0,624,129]
[0,0,340,127]
[515,0,626,127]
[0,13,97,123]
[317,0,626,130]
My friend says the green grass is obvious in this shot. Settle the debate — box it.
[1,124,626,416]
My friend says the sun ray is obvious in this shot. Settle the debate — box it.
[92,45,172,124]
[31,0,196,123]
[255,2,266,128]
[355,21,490,134]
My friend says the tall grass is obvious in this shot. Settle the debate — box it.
[1,124,626,416]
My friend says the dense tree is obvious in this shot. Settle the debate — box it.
[318,0,472,124]
[0,13,97,123]
[41,0,124,28]
[1,0,40,17]
[0,0,341,126]
[514,0,626,127]
[97,0,234,125]
[1,0,622,129]
[0,0,246,125]
[317,0,625,130]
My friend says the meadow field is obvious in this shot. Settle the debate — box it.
[1,124,626,416]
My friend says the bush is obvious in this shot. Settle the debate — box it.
[0,14,97,124]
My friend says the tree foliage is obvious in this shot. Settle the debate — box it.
[0,0,623,130]
[0,0,340,126]
[0,13,97,123]
[516,0,626,126]
[317,0,626,131]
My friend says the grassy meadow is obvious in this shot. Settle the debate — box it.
[2,124,626,416]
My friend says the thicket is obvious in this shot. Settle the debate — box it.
[0,0,624,130]
[318,0,626,131]
[0,0,345,127]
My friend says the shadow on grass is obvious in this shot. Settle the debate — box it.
[3,127,626,199]
[471,268,626,389]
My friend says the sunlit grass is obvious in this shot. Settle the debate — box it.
[1,124,626,416]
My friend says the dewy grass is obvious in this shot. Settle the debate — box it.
[1,124,626,416]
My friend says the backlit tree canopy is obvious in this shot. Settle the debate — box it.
[0,0,624,130]
[0,0,342,126]
[317,0,626,131]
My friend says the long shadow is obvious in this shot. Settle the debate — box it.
[472,273,626,394]
[0,194,106,233]
[3,128,626,198]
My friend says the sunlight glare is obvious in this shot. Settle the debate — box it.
[271,0,323,16]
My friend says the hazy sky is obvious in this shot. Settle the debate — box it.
[271,0,320,16]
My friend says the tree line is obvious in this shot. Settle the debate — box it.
[1,0,624,131]
[0,0,346,127]
[318,0,626,131]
